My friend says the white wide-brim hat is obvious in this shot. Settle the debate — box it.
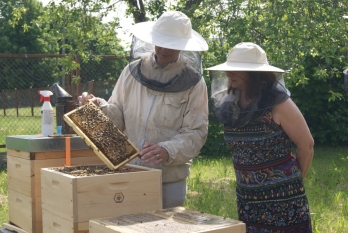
[130,11,208,51]
[206,42,284,72]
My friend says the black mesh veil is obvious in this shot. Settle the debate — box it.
[129,36,154,63]
[210,70,290,127]
[128,36,203,93]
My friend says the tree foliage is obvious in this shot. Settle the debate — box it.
[8,0,129,85]
[0,0,61,89]
[0,0,58,53]
[176,0,348,147]
[8,0,348,146]
[36,0,128,79]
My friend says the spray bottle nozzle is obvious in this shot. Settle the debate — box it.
[38,90,53,102]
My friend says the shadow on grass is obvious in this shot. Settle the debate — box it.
[0,153,6,172]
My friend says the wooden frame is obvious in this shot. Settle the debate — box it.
[63,101,139,170]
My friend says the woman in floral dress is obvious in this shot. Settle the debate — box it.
[207,42,314,233]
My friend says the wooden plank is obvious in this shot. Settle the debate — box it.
[7,156,32,196]
[2,223,29,233]
[63,102,139,170]
[8,189,34,233]
[10,148,98,160]
[42,209,84,233]
[34,197,43,233]
[89,207,246,233]
[77,222,89,233]
[7,190,43,233]
[34,149,97,160]
[89,221,113,233]
[33,157,102,197]
[41,169,76,223]
[7,149,31,160]
[6,148,98,160]
[7,155,102,197]
[76,169,162,222]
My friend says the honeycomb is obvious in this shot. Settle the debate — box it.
[63,101,139,169]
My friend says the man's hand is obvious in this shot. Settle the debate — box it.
[140,143,169,166]
[78,92,99,106]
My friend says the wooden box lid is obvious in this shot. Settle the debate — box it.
[63,101,139,170]
[89,207,246,233]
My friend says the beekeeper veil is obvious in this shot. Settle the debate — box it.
[207,42,290,127]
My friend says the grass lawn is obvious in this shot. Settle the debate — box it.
[0,107,55,151]
[0,146,347,232]
[0,170,7,225]
[186,146,348,233]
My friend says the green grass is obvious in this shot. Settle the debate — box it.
[0,147,347,232]
[186,146,348,233]
[0,106,57,152]
[0,171,8,225]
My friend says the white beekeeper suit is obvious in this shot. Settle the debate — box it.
[95,11,209,208]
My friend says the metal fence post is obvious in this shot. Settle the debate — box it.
[1,90,6,116]
[88,80,95,96]
[76,55,81,100]
[30,86,34,117]
[15,88,18,117]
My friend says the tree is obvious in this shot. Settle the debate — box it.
[0,0,61,90]
[9,0,129,86]
[9,0,348,145]
[173,0,348,146]
[0,0,58,54]
[37,0,128,80]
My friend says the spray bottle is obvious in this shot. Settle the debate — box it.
[39,90,54,136]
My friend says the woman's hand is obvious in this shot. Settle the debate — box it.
[78,92,99,106]
[140,142,169,166]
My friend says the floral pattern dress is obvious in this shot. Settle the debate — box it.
[224,110,312,233]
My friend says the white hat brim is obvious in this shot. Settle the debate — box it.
[206,61,284,73]
[131,22,208,51]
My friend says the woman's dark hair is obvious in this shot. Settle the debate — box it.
[228,71,276,100]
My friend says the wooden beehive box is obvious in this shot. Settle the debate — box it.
[41,164,162,233]
[63,101,139,170]
[6,136,103,233]
[89,207,246,233]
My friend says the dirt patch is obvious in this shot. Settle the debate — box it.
[50,164,142,177]
[0,194,7,205]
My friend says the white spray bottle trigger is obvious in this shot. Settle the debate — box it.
[39,90,53,101]
[38,90,54,136]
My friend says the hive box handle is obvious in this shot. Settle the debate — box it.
[109,182,129,190]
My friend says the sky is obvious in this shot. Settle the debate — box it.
[39,0,134,48]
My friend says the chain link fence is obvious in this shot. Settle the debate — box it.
[0,54,128,150]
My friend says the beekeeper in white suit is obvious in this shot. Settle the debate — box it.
[79,11,209,208]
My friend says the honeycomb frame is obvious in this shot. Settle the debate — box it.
[63,101,139,170]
